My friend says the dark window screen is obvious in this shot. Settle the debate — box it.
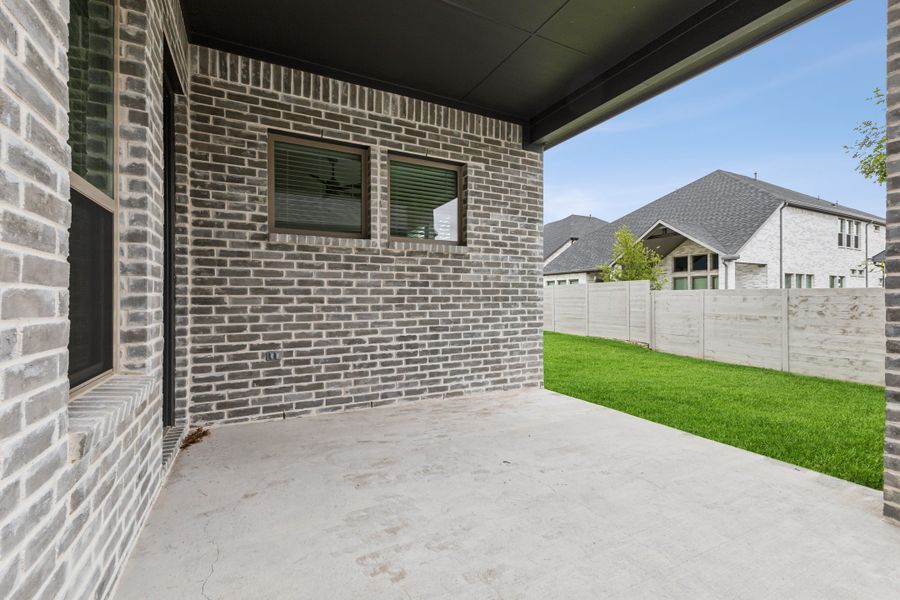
[673,256,688,272]
[272,140,363,234]
[68,188,114,387]
[390,160,460,242]
[692,254,708,271]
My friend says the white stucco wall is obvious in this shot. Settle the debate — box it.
[544,272,592,286]
[735,205,885,289]
[781,206,884,288]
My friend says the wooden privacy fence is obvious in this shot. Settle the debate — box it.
[544,282,885,386]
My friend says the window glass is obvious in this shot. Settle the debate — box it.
[68,189,114,387]
[390,158,460,242]
[691,276,708,290]
[795,274,803,288]
[711,275,719,289]
[271,137,365,235]
[673,277,688,290]
[547,281,555,286]
[806,274,814,288]
[569,279,578,284]
[673,256,688,272]
[68,0,116,198]
[784,274,792,289]
[710,254,719,270]
[691,254,708,271]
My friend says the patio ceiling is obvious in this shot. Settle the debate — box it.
[181,0,844,149]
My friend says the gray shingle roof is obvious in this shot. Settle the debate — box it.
[544,170,885,275]
[543,214,607,259]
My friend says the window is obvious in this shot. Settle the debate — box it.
[569,279,578,284]
[67,0,117,390]
[691,276,708,290]
[268,133,368,237]
[784,274,792,288]
[795,274,803,288]
[691,254,708,271]
[838,219,861,248]
[546,281,555,286]
[711,275,719,289]
[673,256,688,272]
[829,275,845,288]
[673,277,688,290]
[389,155,463,243]
[806,274,814,288]
[558,280,567,285]
[710,254,719,270]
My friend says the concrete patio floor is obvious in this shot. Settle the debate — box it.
[114,388,900,599]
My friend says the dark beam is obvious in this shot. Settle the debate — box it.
[526,0,846,150]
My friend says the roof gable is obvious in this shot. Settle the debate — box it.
[543,215,607,259]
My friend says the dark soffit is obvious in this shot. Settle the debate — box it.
[181,0,846,149]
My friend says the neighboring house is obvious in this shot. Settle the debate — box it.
[544,170,886,290]
[543,215,608,272]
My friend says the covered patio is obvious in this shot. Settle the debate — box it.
[115,389,900,599]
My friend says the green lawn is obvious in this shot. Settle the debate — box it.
[543,332,885,489]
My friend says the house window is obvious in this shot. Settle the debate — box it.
[838,219,861,248]
[268,133,368,237]
[691,254,708,271]
[711,275,719,289]
[710,254,719,270]
[558,280,567,285]
[673,277,688,290]
[546,281,555,286]
[569,279,578,284]
[67,0,117,390]
[806,274,814,288]
[784,274,792,288]
[795,274,803,288]
[389,155,463,244]
[673,256,688,272]
[829,275,845,288]
[691,276,708,290]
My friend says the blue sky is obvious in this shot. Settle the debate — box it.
[544,0,887,223]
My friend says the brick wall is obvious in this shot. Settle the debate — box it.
[885,0,900,524]
[0,0,191,597]
[186,47,544,425]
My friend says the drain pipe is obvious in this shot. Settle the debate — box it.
[779,203,785,288]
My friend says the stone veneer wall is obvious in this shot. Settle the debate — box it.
[0,0,190,598]
[186,47,544,425]
[885,0,900,524]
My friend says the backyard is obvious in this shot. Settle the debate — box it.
[544,332,885,489]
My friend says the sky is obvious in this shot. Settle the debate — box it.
[544,0,887,224]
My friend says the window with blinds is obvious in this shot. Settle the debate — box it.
[389,156,463,244]
[268,134,367,236]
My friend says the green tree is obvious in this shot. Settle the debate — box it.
[845,88,886,184]
[597,226,666,290]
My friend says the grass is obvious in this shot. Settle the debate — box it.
[543,332,885,489]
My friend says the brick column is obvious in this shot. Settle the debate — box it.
[885,0,900,524]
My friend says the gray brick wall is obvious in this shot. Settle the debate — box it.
[0,0,191,597]
[186,47,544,425]
[886,0,900,524]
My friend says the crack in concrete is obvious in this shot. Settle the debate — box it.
[200,512,222,600]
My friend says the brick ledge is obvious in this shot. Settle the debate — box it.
[67,375,154,461]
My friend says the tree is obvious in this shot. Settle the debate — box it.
[597,226,666,290]
[845,88,886,184]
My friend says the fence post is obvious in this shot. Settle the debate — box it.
[781,288,790,372]
[699,291,706,359]
[626,282,632,342]
[650,289,656,349]
[584,282,590,336]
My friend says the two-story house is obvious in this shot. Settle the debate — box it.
[544,170,885,289]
